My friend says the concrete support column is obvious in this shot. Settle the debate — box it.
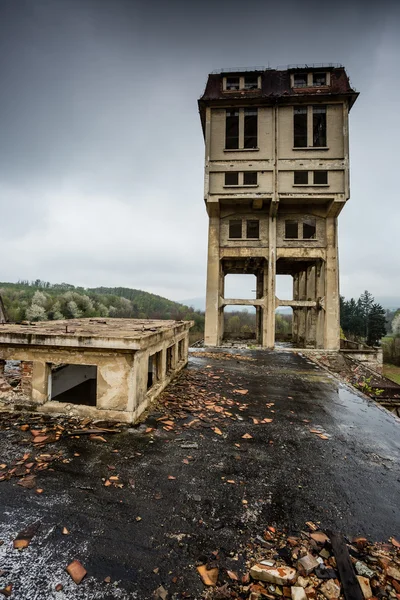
[204,206,221,346]
[316,260,325,348]
[297,270,307,347]
[130,350,149,413]
[266,220,276,348]
[325,218,340,350]
[306,265,317,348]
[255,272,263,344]
[291,273,299,345]
[31,361,50,405]
[218,266,225,342]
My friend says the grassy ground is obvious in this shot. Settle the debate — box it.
[383,363,400,384]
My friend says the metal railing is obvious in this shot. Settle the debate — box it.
[211,66,268,74]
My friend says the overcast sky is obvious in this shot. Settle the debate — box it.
[0,0,399,306]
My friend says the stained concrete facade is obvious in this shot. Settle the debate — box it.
[199,64,358,349]
[0,318,192,423]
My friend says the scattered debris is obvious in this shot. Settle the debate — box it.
[197,564,219,586]
[13,521,40,549]
[66,559,87,584]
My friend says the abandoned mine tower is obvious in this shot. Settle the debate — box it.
[199,64,358,349]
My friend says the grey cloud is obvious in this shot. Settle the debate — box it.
[0,0,399,303]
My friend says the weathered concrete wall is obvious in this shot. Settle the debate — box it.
[51,364,97,398]
[277,104,344,159]
[220,207,269,247]
[276,214,326,248]
[341,348,383,374]
[0,322,192,423]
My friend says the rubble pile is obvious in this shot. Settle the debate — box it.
[200,523,400,600]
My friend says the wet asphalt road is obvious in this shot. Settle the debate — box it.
[0,349,400,599]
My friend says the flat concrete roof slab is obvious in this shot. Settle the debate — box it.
[0,318,192,350]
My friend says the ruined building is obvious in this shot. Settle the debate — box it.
[199,65,358,348]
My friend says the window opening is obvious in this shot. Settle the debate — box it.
[244,76,258,90]
[276,274,294,301]
[243,171,257,185]
[294,171,308,185]
[229,220,242,239]
[224,274,257,300]
[313,106,326,147]
[51,364,97,406]
[313,72,326,86]
[243,109,258,148]
[293,107,307,147]
[178,339,184,362]
[226,77,240,91]
[303,219,316,239]
[275,306,293,343]
[147,350,162,390]
[225,110,239,149]
[246,220,260,239]
[293,73,308,88]
[285,220,298,239]
[166,346,174,373]
[313,170,328,185]
[225,172,239,186]
[223,306,256,341]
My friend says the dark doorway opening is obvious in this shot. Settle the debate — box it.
[51,364,97,406]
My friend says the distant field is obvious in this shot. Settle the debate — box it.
[383,364,400,385]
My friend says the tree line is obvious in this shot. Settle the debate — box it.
[340,290,386,346]
[0,281,205,339]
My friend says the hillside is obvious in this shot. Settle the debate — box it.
[0,281,204,338]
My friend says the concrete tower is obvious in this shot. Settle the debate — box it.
[198,65,358,349]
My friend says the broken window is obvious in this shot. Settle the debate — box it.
[243,171,257,185]
[313,106,326,147]
[294,171,308,184]
[50,364,97,406]
[293,107,307,147]
[313,170,328,185]
[313,72,326,86]
[244,75,258,90]
[246,220,259,239]
[303,218,316,239]
[225,110,239,149]
[229,220,242,238]
[285,220,298,239]
[225,172,239,186]
[226,77,240,90]
[243,109,258,148]
[147,350,162,390]
[293,73,308,88]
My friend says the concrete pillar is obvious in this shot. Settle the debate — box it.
[266,220,276,348]
[204,206,221,346]
[255,272,263,343]
[306,265,317,348]
[297,270,307,347]
[292,273,299,345]
[130,350,149,413]
[31,361,50,405]
[218,266,225,341]
[316,260,325,348]
[325,218,340,350]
